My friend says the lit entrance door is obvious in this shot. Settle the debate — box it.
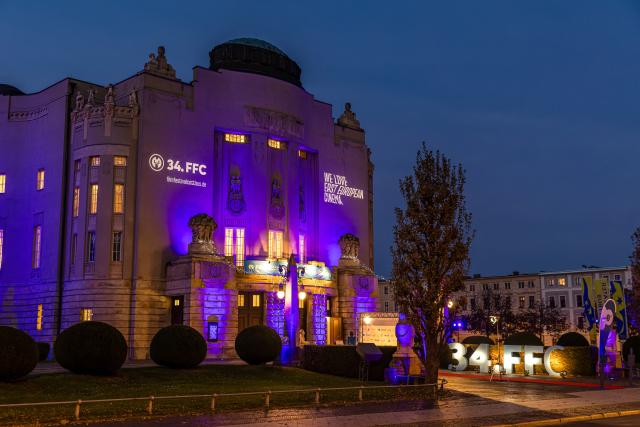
[171,296,184,325]
[237,292,264,332]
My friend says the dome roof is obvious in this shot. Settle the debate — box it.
[209,38,302,87]
[0,84,24,96]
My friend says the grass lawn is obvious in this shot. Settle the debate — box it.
[0,365,435,425]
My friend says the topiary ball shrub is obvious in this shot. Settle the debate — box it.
[150,325,207,368]
[54,321,127,375]
[462,336,495,345]
[557,332,589,347]
[0,326,39,381]
[623,336,640,364]
[37,342,50,361]
[235,325,282,365]
[504,332,543,346]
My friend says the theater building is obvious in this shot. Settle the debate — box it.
[0,38,377,359]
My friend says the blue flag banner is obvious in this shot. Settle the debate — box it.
[610,280,628,340]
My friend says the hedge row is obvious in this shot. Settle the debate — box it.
[302,345,396,380]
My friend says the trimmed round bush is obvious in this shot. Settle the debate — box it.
[235,325,282,365]
[623,336,640,363]
[462,335,495,345]
[0,326,39,381]
[150,325,207,368]
[54,321,127,375]
[557,332,589,347]
[37,342,50,361]
[504,332,543,346]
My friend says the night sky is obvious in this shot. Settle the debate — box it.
[2,1,638,277]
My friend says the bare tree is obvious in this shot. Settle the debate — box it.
[391,144,474,383]
[519,302,567,343]
[465,290,519,337]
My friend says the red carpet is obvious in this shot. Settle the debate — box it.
[440,370,625,389]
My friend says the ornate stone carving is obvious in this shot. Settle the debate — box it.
[143,46,177,79]
[269,176,285,219]
[339,233,360,259]
[104,85,115,117]
[227,173,245,214]
[244,106,304,139]
[337,102,361,130]
[86,89,95,106]
[75,91,85,112]
[188,213,217,255]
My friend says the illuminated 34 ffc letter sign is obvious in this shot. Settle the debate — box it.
[448,343,565,376]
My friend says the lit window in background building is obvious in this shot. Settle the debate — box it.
[224,133,246,143]
[32,225,42,269]
[73,187,80,217]
[298,150,307,159]
[252,294,261,307]
[299,234,305,263]
[71,233,77,264]
[224,228,245,267]
[90,156,101,167]
[112,231,122,262]
[80,308,93,321]
[113,156,127,167]
[237,294,245,307]
[267,139,283,149]
[113,184,124,213]
[268,230,283,258]
[0,229,4,270]
[36,169,45,190]
[36,304,43,330]
[558,277,566,286]
[0,173,6,193]
[90,184,99,214]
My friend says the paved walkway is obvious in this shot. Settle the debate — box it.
[88,375,640,426]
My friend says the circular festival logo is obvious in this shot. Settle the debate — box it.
[149,154,164,172]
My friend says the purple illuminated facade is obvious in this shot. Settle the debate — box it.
[0,39,378,359]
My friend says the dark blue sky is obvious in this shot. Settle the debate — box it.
[2,1,638,277]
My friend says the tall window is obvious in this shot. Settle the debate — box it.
[576,294,583,307]
[73,187,80,217]
[299,234,305,263]
[36,304,43,331]
[0,173,5,193]
[224,228,245,267]
[518,281,525,289]
[224,133,247,143]
[89,184,99,214]
[504,282,511,289]
[36,169,45,190]
[560,295,566,308]
[113,184,124,213]
[90,156,100,167]
[87,231,96,262]
[558,278,566,286]
[71,233,77,265]
[252,294,261,307]
[112,231,122,262]
[32,225,42,269]
[113,156,127,167]
[0,229,4,270]
[519,296,525,309]
[298,150,307,159]
[80,308,93,321]
[384,302,389,312]
[268,230,283,259]
[267,138,283,149]
[548,296,556,308]
[529,295,535,308]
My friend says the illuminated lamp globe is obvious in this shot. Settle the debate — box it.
[298,290,307,300]
[277,290,285,299]
[363,316,372,325]
[447,300,454,309]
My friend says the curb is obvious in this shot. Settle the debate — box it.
[492,408,640,426]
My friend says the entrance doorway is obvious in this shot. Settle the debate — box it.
[238,291,264,332]
[171,295,184,325]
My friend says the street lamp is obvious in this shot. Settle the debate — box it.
[490,315,502,378]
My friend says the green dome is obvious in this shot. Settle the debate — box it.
[225,38,287,56]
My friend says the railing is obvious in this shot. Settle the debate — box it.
[0,380,446,421]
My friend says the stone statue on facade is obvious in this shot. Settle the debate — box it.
[299,185,306,223]
[269,177,285,219]
[337,102,361,130]
[75,91,84,112]
[143,45,177,79]
[227,174,245,214]
[187,213,217,255]
[104,85,115,117]
[388,313,424,378]
[86,89,95,107]
[339,233,360,259]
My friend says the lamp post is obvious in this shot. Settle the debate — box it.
[490,315,501,377]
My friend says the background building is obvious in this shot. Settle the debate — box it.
[0,38,378,359]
